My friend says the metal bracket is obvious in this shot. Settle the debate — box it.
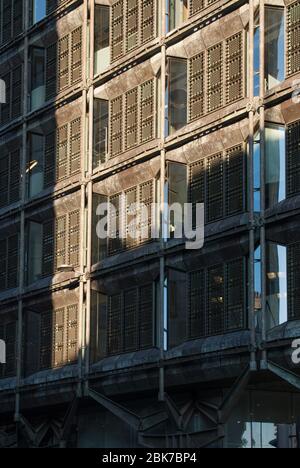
[218,365,251,424]
[267,361,300,391]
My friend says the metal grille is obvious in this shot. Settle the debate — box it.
[12,0,23,37]
[125,88,139,150]
[0,0,23,44]
[0,235,19,291]
[226,259,245,330]
[55,215,67,270]
[287,120,300,196]
[140,181,153,242]
[125,188,138,249]
[226,32,243,104]
[126,0,139,52]
[0,146,20,208]
[189,270,205,338]
[207,264,225,335]
[189,52,205,121]
[139,284,154,348]
[124,288,138,351]
[42,220,54,277]
[40,311,52,369]
[56,124,68,181]
[189,0,205,17]
[288,243,300,320]
[0,239,6,290]
[141,0,155,44]
[44,132,56,188]
[2,0,12,44]
[66,304,78,363]
[140,80,154,143]
[111,0,124,61]
[0,318,17,377]
[0,73,11,124]
[58,35,70,92]
[53,307,64,367]
[110,96,123,156]
[226,145,244,216]
[287,1,300,76]
[68,210,80,267]
[11,65,22,119]
[70,118,81,175]
[71,27,82,84]
[46,43,57,100]
[189,160,205,230]
[207,153,223,222]
[108,193,123,255]
[108,294,122,355]
[208,43,223,112]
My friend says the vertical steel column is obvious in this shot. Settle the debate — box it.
[78,0,89,389]
[15,0,29,422]
[259,0,267,368]
[159,0,167,402]
[84,0,95,387]
[248,0,257,371]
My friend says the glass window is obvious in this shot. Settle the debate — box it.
[168,269,187,348]
[253,132,261,212]
[168,0,188,31]
[93,99,109,169]
[94,5,110,75]
[90,290,108,363]
[265,7,285,90]
[266,243,288,330]
[26,221,43,284]
[31,0,46,25]
[254,14,260,97]
[30,47,45,111]
[265,125,286,209]
[168,58,187,135]
[27,133,44,198]
[168,162,187,238]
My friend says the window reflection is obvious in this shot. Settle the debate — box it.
[168,0,188,31]
[266,243,288,330]
[168,58,187,134]
[265,125,286,209]
[265,7,285,90]
[27,133,44,198]
[94,5,110,75]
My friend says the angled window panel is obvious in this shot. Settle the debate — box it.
[0,239,7,291]
[66,304,78,363]
[71,27,82,85]
[287,1,300,76]
[11,65,22,119]
[124,288,138,352]
[226,32,243,105]
[207,153,223,222]
[0,151,9,208]
[189,52,205,121]
[12,0,23,38]
[287,120,300,196]
[207,42,223,112]
[108,294,122,355]
[70,118,81,175]
[68,210,80,267]
[226,259,245,331]
[226,145,245,216]
[288,242,300,320]
[140,180,153,243]
[40,310,52,369]
[46,43,57,100]
[189,270,206,338]
[0,73,11,124]
[2,0,12,44]
[125,88,138,150]
[108,193,123,254]
[125,188,138,249]
[140,80,155,143]
[110,96,123,157]
[139,284,154,349]
[189,0,205,17]
[53,307,65,367]
[56,124,68,181]
[189,160,205,228]
[141,0,155,44]
[42,219,54,277]
[7,234,19,289]
[55,215,67,270]
[58,35,70,92]
[4,321,17,376]
[207,264,225,335]
[9,148,20,204]
[126,0,139,52]
[111,0,124,61]
[46,0,59,15]
[44,131,56,188]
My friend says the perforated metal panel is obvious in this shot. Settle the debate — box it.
[0,151,9,208]
[71,27,82,84]
[42,220,54,277]
[207,153,223,222]
[0,239,7,291]
[140,80,154,143]
[58,35,69,91]
[53,307,65,367]
[68,210,80,267]
[40,310,52,369]
[189,270,206,338]
[46,43,57,100]
[226,259,245,330]
[111,0,124,61]
[226,32,243,104]
[125,88,138,149]
[2,0,12,44]
[11,65,22,119]
[66,304,78,363]
[288,242,300,320]
[110,96,123,156]
[207,264,225,335]
[287,120,300,196]
[0,319,17,377]
[189,52,205,121]
[226,145,244,216]
[108,294,122,355]
[0,72,11,124]
[7,234,18,289]
[55,215,67,270]
[140,180,153,242]
[56,124,68,181]
[70,118,81,175]
[108,193,123,255]
[125,187,138,249]
[141,0,155,44]
[139,284,154,348]
[189,160,205,229]
[208,43,223,112]
[124,288,138,351]
[44,131,56,188]
[126,0,139,51]
[287,1,300,76]
[189,0,205,17]
[12,0,23,37]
